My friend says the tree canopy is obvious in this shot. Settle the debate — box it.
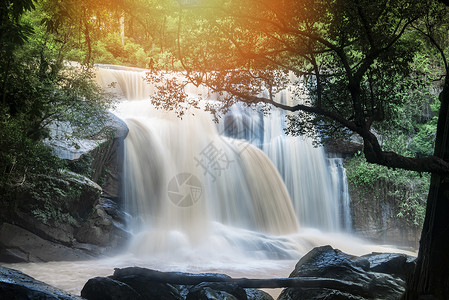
[0,0,110,222]
[145,0,448,176]
[144,2,449,297]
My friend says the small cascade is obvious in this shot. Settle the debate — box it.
[328,157,352,230]
[95,66,154,101]
[218,96,341,231]
[94,65,352,259]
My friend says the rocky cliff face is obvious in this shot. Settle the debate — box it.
[349,180,422,249]
[0,112,131,263]
[326,138,422,250]
[88,112,128,202]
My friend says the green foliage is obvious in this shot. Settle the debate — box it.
[26,174,80,226]
[103,33,126,59]
[67,154,94,178]
[409,120,438,157]
[0,0,111,222]
[33,0,177,69]
[0,117,65,212]
[93,41,119,65]
[91,33,153,68]
[345,154,429,227]
[0,0,35,56]
[408,102,439,157]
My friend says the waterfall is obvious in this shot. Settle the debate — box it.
[95,65,351,259]
[217,102,342,230]
[0,66,409,297]
[328,157,352,230]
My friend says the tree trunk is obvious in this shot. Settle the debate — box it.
[404,83,449,299]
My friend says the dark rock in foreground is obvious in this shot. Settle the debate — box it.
[186,282,247,300]
[81,276,143,300]
[361,252,415,279]
[278,245,414,300]
[0,266,80,299]
[81,267,273,300]
[0,245,412,300]
[81,248,413,299]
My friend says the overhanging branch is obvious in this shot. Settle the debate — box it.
[210,88,359,133]
[210,85,449,175]
[364,147,449,175]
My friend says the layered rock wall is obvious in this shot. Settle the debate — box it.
[0,112,130,263]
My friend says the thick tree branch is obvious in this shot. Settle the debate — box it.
[354,17,416,81]
[360,127,449,174]
[209,89,359,133]
[363,146,449,175]
[354,0,375,48]
[208,84,449,174]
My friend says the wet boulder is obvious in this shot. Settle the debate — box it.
[75,197,130,251]
[81,276,143,300]
[82,274,183,300]
[110,268,184,300]
[186,282,247,300]
[186,286,238,300]
[244,288,273,300]
[278,245,407,300]
[361,252,415,279]
[82,267,273,300]
[0,171,105,262]
[0,266,80,299]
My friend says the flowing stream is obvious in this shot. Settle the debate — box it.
[3,66,412,296]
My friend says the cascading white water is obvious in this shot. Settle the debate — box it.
[121,102,300,257]
[328,157,352,230]
[95,65,349,260]
[218,100,341,231]
[95,66,311,260]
